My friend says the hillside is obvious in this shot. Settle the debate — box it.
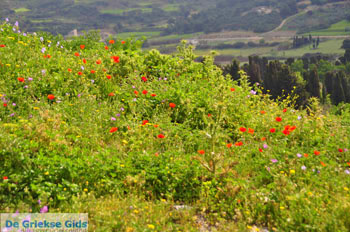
[1,20,350,231]
[2,0,349,36]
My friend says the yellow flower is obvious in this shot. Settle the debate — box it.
[344,187,349,191]
[126,227,134,232]
[84,188,88,192]
[44,171,49,175]
[133,209,139,214]
[64,188,67,191]
[290,169,295,174]
[147,224,155,229]
[33,107,39,110]
[280,206,285,210]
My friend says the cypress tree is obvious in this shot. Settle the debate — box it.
[324,71,334,96]
[332,72,346,105]
[306,69,321,98]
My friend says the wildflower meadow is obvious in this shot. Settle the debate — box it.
[1,20,350,231]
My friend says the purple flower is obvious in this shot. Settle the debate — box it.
[28,114,33,119]
[132,86,136,89]
[263,144,268,149]
[271,159,278,163]
[297,116,302,120]
[12,103,16,106]
[301,165,306,170]
[10,113,15,117]
[345,148,349,152]
[77,94,81,98]
[133,98,137,102]
[28,77,33,81]
[24,85,28,89]
[164,78,167,81]
[38,199,41,205]
[13,28,16,32]
[91,80,95,83]
[297,153,302,158]
[5,18,9,22]
[120,107,124,111]
[41,47,46,54]
[40,206,48,213]
[111,117,116,121]
[41,70,46,76]
[345,170,350,175]
[250,90,257,95]
[116,113,121,117]
[12,210,19,217]
[81,66,85,71]
[159,78,162,81]
[15,21,19,27]
[23,33,27,36]
[40,37,44,42]
[256,82,260,86]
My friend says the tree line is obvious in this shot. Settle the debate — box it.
[222,46,350,107]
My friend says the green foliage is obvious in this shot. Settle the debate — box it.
[1,22,350,231]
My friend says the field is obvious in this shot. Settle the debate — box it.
[305,20,350,36]
[1,20,350,231]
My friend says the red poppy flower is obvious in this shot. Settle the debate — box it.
[270,128,276,133]
[107,75,112,80]
[141,76,147,82]
[153,124,159,128]
[90,70,95,74]
[226,143,232,148]
[17,77,25,82]
[108,92,115,96]
[260,110,266,114]
[276,117,282,122]
[74,52,80,57]
[110,127,118,133]
[259,148,263,152]
[0,44,5,48]
[142,90,148,95]
[155,153,159,157]
[134,90,139,95]
[282,129,290,135]
[142,120,149,125]
[96,60,101,65]
[68,68,72,72]
[208,113,212,117]
[105,46,109,50]
[169,103,176,108]
[248,128,254,134]
[121,41,126,44]
[338,148,344,153]
[230,88,235,92]
[80,45,85,49]
[3,176,8,180]
[235,141,243,146]
[112,56,120,63]
[314,150,320,156]
[78,72,83,76]
[198,150,205,155]
[283,108,287,113]
[290,126,296,131]
[261,137,266,141]
[47,94,55,100]
[151,93,156,97]
[304,153,309,157]
[3,103,7,107]
[347,162,350,167]
[239,127,246,132]
[158,134,165,139]
[83,59,87,64]
[320,161,326,167]
[46,54,51,58]
[109,40,115,44]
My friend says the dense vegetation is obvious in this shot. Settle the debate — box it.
[222,46,350,107]
[1,20,350,231]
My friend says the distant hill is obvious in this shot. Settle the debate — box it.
[1,0,349,36]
